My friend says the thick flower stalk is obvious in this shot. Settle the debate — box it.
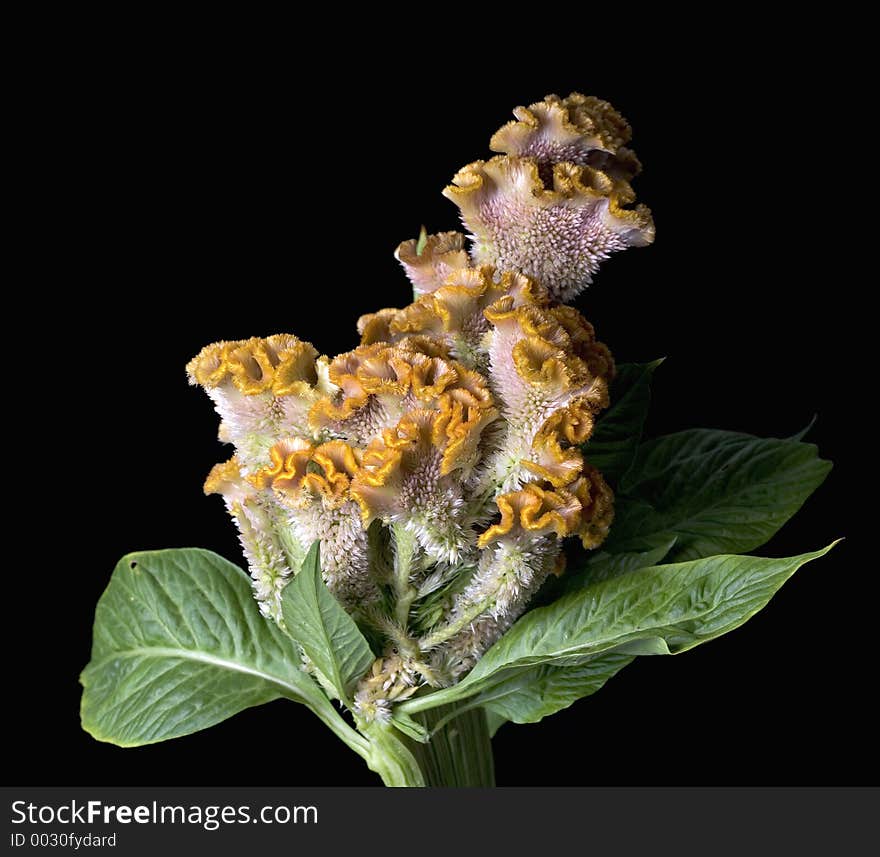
[187,92,652,720]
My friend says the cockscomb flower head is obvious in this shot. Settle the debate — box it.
[442,92,654,302]
[188,91,652,718]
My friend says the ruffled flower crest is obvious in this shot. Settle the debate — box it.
[438,92,654,302]
[490,92,642,179]
[395,230,470,296]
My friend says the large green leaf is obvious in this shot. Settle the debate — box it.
[80,548,358,749]
[281,542,375,705]
[583,359,662,483]
[561,534,678,593]
[401,544,836,713]
[608,429,831,561]
[478,651,634,728]
[472,544,836,675]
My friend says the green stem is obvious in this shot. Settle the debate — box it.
[306,694,371,761]
[361,704,495,787]
[393,525,418,629]
[418,595,493,650]
[362,721,427,787]
[411,703,496,787]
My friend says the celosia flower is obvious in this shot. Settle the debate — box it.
[82,88,835,791]
[251,438,376,612]
[187,91,647,718]
[186,334,329,473]
[442,92,654,302]
[489,92,642,178]
[189,299,612,698]
[395,230,470,296]
[203,456,297,622]
[359,265,544,371]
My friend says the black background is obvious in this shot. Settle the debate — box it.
[13,36,867,787]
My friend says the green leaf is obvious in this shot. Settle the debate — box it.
[80,548,347,748]
[609,429,832,561]
[561,534,678,592]
[583,359,662,483]
[478,651,634,728]
[281,541,375,705]
[401,543,837,713]
[484,709,507,738]
[472,544,836,673]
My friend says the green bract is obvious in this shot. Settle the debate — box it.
[281,543,375,707]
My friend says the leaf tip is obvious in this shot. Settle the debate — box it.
[415,225,428,256]
[801,539,843,566]
[305,539,321,567]
[789,413,818,442]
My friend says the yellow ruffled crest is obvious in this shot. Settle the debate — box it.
[433,397,499,476]
[395,230,471,296]
[248,437,313,491]
[486,302,607,399]
[490,92,639,179]
[442,366,494,409]
[477,298,612,496]
[534,394,604,447]
[446,156,653,244]
[395,335,452,359]
[548,306,615,381]
[226,340,275,395]
[203,457,256,505]
[311,440,362,481]
[477,484,583,548]
[484,301,565,345]
[443,155,653,302]
[409,268,532,332]
[357,306,454,360]
[351,412,431,524]
[359,266,547,369]
[409,355,460,401]
[186,334,320,397]
[301,441,363,509]
[357,308,398,344]
[480,305,610,492]
[351,401,497,525]
[570,465,615,549]
[521,432,585,488]
[250,437,362,510]
[512,336,586,389]
[333,344,413,395]
[310,343,412,430]
[187,342,232,388]
[489,92,632,164]
[390,297,442,336]
[269,335,321,396]
[311,342,495,444]
[477,470,614,551]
